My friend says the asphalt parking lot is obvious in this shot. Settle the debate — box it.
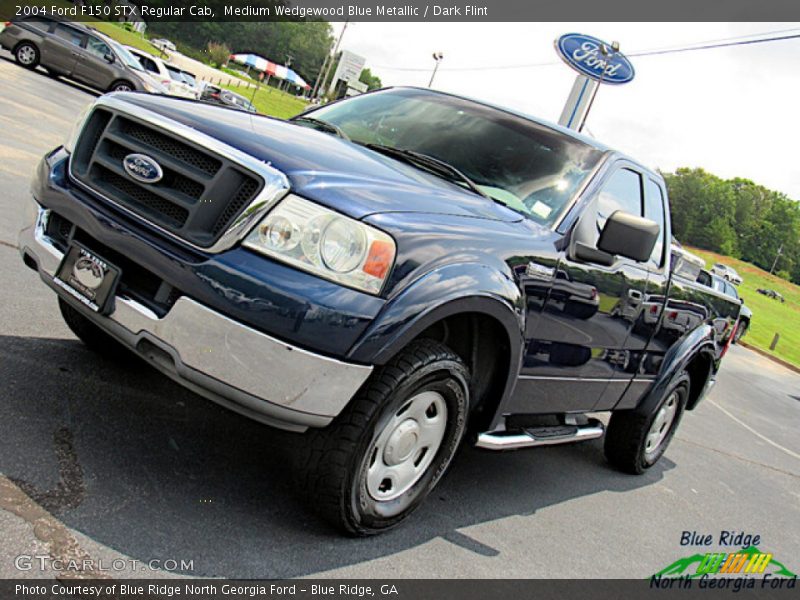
[0,53,798,579]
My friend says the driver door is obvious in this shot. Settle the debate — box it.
[513,163,652,413]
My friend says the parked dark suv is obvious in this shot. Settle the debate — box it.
[0,16,166,94]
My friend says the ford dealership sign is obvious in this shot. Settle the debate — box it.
[555,33,635,85]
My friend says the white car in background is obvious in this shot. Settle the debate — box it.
[711,263,743,285]
[150,38,176,53]
[165,64,200,98]
[125,46,195,99]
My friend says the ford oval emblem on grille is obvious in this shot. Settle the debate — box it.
[123,153,163,184]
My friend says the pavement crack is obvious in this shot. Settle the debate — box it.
[0,239,18,250]
[9,427,86,514]
[675,436,800,478]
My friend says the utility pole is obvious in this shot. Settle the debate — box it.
[429,52,444,87]
[311,53,330,99]
[770,244,784,274]
[315,20,349,101]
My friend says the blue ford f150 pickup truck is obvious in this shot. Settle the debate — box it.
[19,87,741,535]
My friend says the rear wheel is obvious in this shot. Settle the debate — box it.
[14,42,40,68]
[296,340,469,535]
[604,372,690,474]
[59,298,129,360]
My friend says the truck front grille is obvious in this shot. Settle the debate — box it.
[69,108,263,249]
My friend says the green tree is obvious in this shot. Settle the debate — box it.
[359,68,383,91]
[664,167,800,284]
[206,41,231,67]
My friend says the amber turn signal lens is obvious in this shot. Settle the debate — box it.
[363,240,394,279]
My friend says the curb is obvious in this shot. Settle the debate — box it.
[739,341,800,376]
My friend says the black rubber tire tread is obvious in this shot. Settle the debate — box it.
[294,339,469,536]
[58,298,130,360]
[604,372,690,475]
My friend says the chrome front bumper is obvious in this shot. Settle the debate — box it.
[19,201,373,432]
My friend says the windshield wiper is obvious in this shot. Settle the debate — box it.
[364,143,490,200]
[291,116,350,140]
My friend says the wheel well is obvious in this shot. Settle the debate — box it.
[13,40,38,53]
[685,352,712,410]
[412,312,511,432]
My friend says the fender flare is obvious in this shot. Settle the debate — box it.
[347,262,525,402]
[635,324,717,415]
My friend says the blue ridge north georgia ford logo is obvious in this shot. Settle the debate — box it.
[123,153,164,184]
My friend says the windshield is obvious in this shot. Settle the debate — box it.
[105,38,144,72]
[306,88,604,225]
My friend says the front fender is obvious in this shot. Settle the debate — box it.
[636,323,717,415]
[347,262,524,368]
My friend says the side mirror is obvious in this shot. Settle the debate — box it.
[104,52,115,63]
[597,211,660,263]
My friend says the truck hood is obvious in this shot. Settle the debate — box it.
[119,94,522,222]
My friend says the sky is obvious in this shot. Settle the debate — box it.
[330,22,800,200]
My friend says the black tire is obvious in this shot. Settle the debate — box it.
[295,339,470,536]
[58,298,129,360]
[109,80,134,93]
[733,321,747,344]
[604,372,690,474]
[14,42,40,69]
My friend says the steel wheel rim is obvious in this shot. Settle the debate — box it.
[365,390,448,502]
[115,84,132,92]
[645,391,679,459]
[18,46,36,64]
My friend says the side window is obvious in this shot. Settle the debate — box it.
[696,270,712,287]
[644,178,666,267]
[596,168,643,233]
[712,278,725,293]
[21,17,53,32]
[724,282,739,300]
[53,24,85,47]
[140,56,158,73]
[85,36,111,59]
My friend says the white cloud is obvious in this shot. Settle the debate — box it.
[333,22,800,198]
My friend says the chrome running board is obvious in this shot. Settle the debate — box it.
[476,419,604,451]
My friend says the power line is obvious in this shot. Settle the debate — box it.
[371,27,800,73]
[629,32,800,57]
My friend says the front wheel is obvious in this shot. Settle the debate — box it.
[604,372,690,474]
[296,340,469,535]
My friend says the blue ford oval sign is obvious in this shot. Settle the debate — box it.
[555,33,635,85]
[123,153,163,184]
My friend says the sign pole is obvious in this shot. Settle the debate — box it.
[555,34,633,132]
[558,74,599,130]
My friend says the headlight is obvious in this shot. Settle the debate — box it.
[244,195,396,295]
[63,103,94,154]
